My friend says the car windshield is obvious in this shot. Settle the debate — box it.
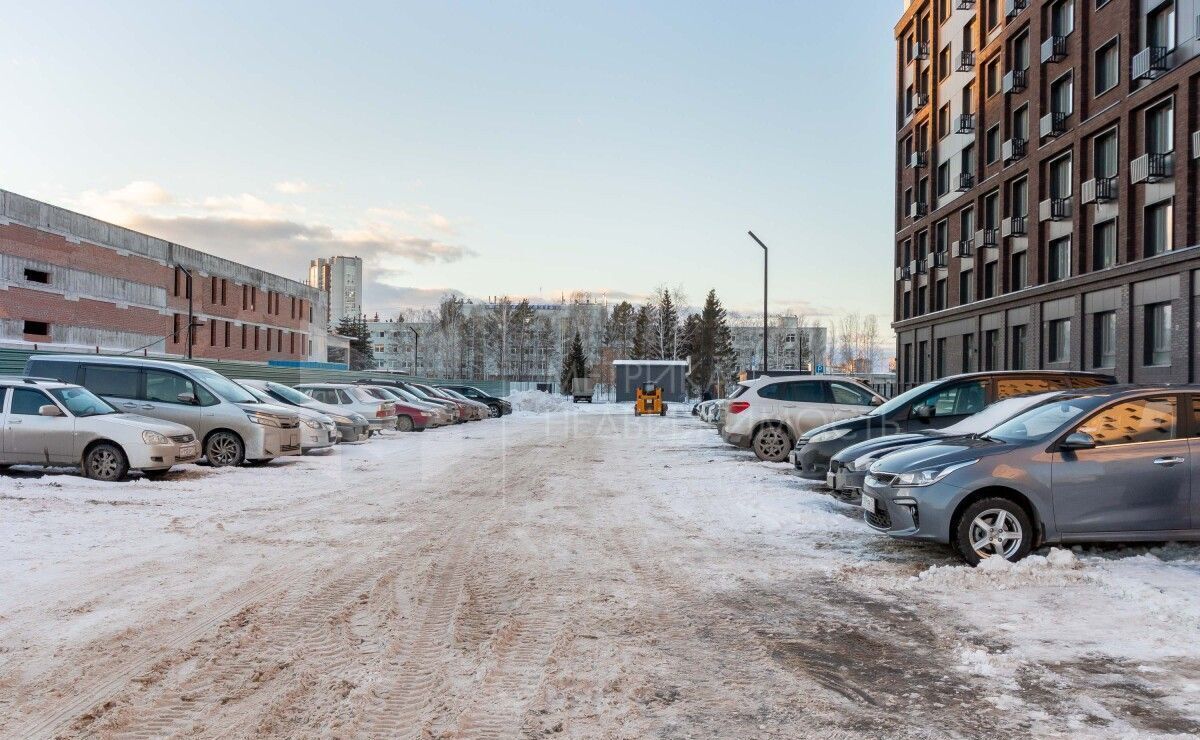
[265,382,315,406]
[193,368,257,404]
[941,392,1061,435]
[243,385,274,404]
[986,397,1096,443]
[392,387,423,403]
[49,386,118,417]
[867,380,941,417]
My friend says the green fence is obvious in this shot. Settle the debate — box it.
[0,348,515,397]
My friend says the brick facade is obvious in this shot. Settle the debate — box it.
[894,0,1200,389]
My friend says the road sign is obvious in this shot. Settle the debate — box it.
[815,365,826,374]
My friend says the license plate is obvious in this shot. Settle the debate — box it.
[861,493,876,513]
[179,443,198,458]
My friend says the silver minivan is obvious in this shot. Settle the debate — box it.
[26,356,303,467]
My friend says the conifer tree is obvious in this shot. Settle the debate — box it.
[559,331,588,393]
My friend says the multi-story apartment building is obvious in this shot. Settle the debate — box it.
[894,0,1200,388]
[308,256,363,329]
[729,315,829,373]
[0,188,328,362]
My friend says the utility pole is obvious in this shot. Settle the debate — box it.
[747,231,769,374]
[176,265,198,359]
[408,326,420,375]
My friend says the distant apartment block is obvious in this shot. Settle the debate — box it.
[308,255,363,328]
[0,188,328,362]
[894,0,1200,387]
[730,315,828,373]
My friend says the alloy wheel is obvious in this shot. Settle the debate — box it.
[968,508,1024,560]
[754,427,791,462]
[206,433,243,467]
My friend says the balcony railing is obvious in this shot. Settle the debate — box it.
[1039,198,1072,222]
[1130,152,1172,184]
[1193,130,1200,159]
[1002,69,1027,94]
[1040,111,1068,139]
[955,113,975,134]
[1002,137,1027,163]
[1131,46,1170,81]
[933,251,950,269]
[912,91,930,109]
[1001,216,1027,237]
[1040,36,1067,64]
[957,172,975,191]
[911,258,928,275]
[953,239,975,258]
[974,228,999,249]
[914,42,930,61]
[896,265,912,281]
[909,201,928,219]
[909,150,928,169]
[957,50,976,72]
[1081,177,1117,204]
[1005,0,1028,20]
[956,0,975,8]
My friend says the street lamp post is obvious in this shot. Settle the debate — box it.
[176,265,197,359]
[747,231,768,374]
[408,326,420,375]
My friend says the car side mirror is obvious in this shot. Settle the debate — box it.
[1060,432,1096,451]
[39,404,64,417]
[177,392,198,405]
[870,397,884,407]
[913,404,935,423]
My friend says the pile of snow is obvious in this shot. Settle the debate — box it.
[910,547,1084,587]
[505,390,574,414]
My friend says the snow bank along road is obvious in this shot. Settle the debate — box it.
[2,405,1200,738]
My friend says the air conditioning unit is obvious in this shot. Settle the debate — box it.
[1131,152,1172,184]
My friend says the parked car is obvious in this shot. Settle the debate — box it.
[791,371,1116,480]
[234,379,371,443]
[719,375,886,462]
[354,379,461,423]
[26,356,303,467]
[238,383,337,452]
[439,384,511,416]
[861,385,1200,564]
[0,377,200,481]
[437,387,491,420]
[357,385,431,431]
[293,383,398,433]
[826,391,1063,501]
[377,385,454,427]
[410,382,480,421]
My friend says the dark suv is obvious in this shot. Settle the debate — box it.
[791,371,1116,482]
[438,385,511,417]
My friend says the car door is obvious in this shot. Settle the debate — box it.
[775,380,830,436]
[0,388,9,462]
[901,379,989,432]
[80,364,142,414]
[1053,394,1190,533]
[141,368,204,430]
[5,387,76,464]
[828,381,880,421]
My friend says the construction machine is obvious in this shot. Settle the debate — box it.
[634,382,667,416]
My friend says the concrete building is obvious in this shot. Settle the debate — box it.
[894,0,1200,389]
[730,314,828,373]
[0,188,328,363]
[308,256,363,329]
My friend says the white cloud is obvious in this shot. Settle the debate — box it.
[274,179,316,194]
[73,180,174,223]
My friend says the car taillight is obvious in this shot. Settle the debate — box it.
[376,406,388,418]
[729,401,750,414]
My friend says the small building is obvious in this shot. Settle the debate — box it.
[613,360,689,403]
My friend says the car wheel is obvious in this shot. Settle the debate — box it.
[752,425,793,463]
[142,467,174,480]
[954,497,1034,565]
[489,405,501,417]
[205,431,245,467]
[84,443,128,482]
[397,415,414,432]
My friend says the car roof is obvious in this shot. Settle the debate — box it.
[0,376,76,390]
[294,382,357,389]
[30,354,205,372]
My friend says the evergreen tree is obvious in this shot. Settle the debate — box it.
[631,303,654,360]
[559,331,588,393]
[336,314,375,370]
[604,301,637,357]
[656,288,680,360]
[686,289,736,397]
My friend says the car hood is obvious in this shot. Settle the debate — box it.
[832,432,939,463]
[236,402,299,422]
[102,414,197,437]
[802,414,871,439]
[872,436,1013,473]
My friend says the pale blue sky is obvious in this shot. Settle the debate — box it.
[2,0,899,326]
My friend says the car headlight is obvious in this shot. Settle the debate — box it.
[329,414,352,425]
[247,412,281,428]
[302,418,322,429]
[807,427,852,445]
[894,460,977,487]
[141,430,169,445]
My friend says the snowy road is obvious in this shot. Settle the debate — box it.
[2,404,1200,738]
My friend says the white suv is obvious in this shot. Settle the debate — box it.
[719,375,884,462]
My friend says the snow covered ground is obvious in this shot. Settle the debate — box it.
[1,402,1199,737]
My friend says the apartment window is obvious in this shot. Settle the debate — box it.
[1095,38,1118,94]
[984,329,1000,371]
[241,324,247,349]
[938,104,951,138]
[1092,311,1116,368]
[919,176,929,205]
[224,321,231,348]
[960,206,975,237]
[210,276,218,303]
[917,285,928,316]
[962,83,975,116]
[903,291,912,319]
[918,340,929,382]
[23,320,49,336]
[986,58,1001,96]
[1013,105,1029,140]
[242,285,249,310]
[904,188,913,216]
[174,267,183,297]
[936,337,947,378]
[1048,237,1071,281]
[962,333,975,373]
[1146,98,1174,155]
[902,238,912,264]
[1144,303,1172,366]
[935,278,947,310]
[1010,176,1028,217]
[961,143,976,174]
[1093,128,1118,179]
[985,0,1000,30]
[1011,325,1028,369]
[220,279,228,306]
[1147,3,1176,50]
[959,269,974,304]
[917,229,929,258]
[1050,154,1073,199]
[937,161,950,196]
[1048,0,1074,37]
[983,260,997,298]
[1050,72,1074,116]
[23,268,50,284]
[1047,318,1071,363]
[939,45,952,80]
[1145,201,1173,257]
[934,220,948,254]
[1013,31,1030,70]
[983,190,1000,229]
[985,125,1001,163]
[1093,219,1117,269]
[210,318,217,346]
[905,84,915,116]
[254,326,260,351]
[1011,251,1028,290]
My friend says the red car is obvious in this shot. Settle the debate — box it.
[359,386,430,432]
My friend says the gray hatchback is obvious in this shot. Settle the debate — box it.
[862,386,1200,564]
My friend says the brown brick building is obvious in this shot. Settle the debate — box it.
[894,0,1200,388]
[0,189,329,363]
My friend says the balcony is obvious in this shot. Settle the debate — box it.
[909,150,928,169]
[957,50,976,72]
[1039,198,1072,222]
[1002,137,1027,163]
[909,201,928,219]
[1131,46,1170,81]
[1130,152,1172,184]
[1040,111,1068,139]
[1193,130,1200,159]
[914,42,930,61]
[956,0,975,8]
[1081,177,1117,204]
[1001,68,1027,95]
[957,172,975,191]
[1005,0,1028,20]
[955,113,975,134]
[1001,216,1027,237]
[932,250,950,270]
[953,239,975,258]
[912,91,930,109]
[896,265,913,281]
[974,228,999,249]
[910,258,928,276]
[1040,36,1067,64]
